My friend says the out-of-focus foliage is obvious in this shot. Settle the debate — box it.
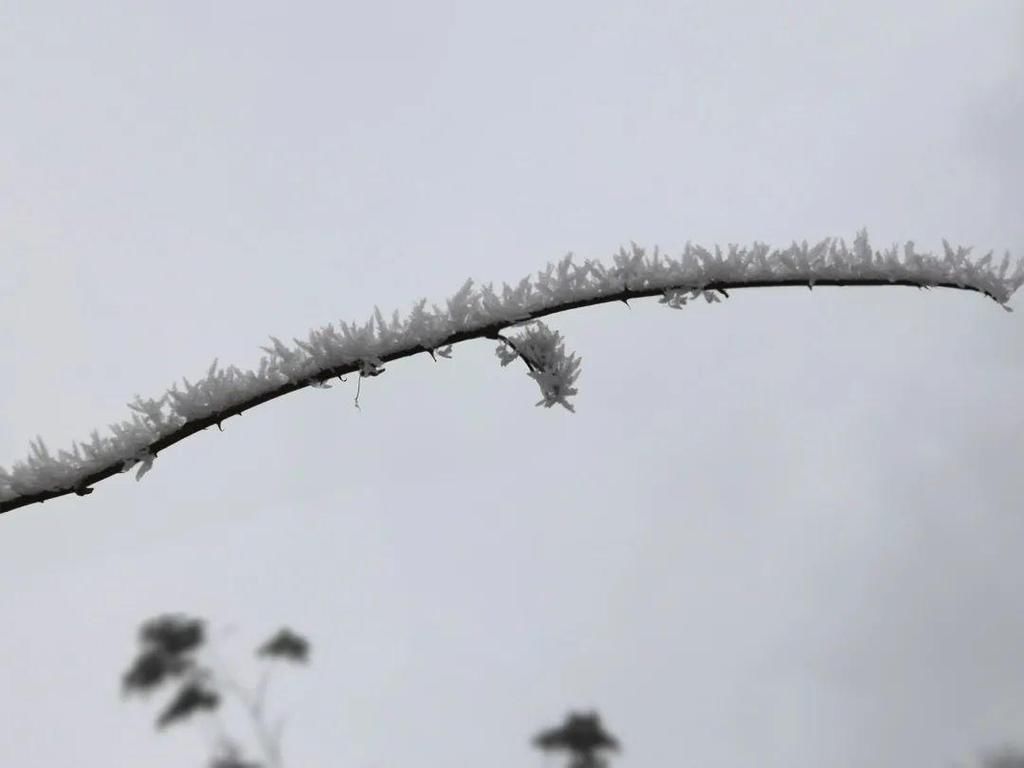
[210,752,264,768]
[258,628,310,663]
[157,681,220,729]
[122,614,203,695]
[534,710,620,768]
[141,614,204,655]
[123,614,310,768]
[982,746,1024,768]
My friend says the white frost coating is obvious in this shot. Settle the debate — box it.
[1,230,1021,505]
[495,322,582,412]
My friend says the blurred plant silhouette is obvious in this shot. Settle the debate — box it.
[122,614,309,768]
[533,710,621,768]
[980,746,1024,768]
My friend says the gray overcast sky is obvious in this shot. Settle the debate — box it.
[1,2,1022,767]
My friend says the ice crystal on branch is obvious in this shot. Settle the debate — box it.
[660,287,728,308]
[496,323,581,412]
[1,230,1021,512]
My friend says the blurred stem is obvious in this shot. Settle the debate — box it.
[221,669,283,768]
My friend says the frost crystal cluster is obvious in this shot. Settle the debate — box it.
[495,322,581,411]
[1,231,1021,512]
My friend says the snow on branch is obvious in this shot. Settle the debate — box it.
[1,230,1020,515]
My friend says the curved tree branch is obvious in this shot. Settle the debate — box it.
[2,232,1020,515]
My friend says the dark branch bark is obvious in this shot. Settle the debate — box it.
[490,332,539,373]
[0,278,1003,515]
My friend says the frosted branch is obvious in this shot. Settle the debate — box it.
[1,230,1020,514]
[495,323,581,412]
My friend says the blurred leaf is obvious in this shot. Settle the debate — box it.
[983,748,1024,768]
[122,649,170,693]
[257,628,310,663]
[140,614,205,657]
[534,711,620,755]
[157,682,219,729]
[209,743,263,768]
[122,648,192,694]
[210,757,263,768]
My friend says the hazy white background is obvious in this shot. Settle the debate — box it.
[1,2,1022,766]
